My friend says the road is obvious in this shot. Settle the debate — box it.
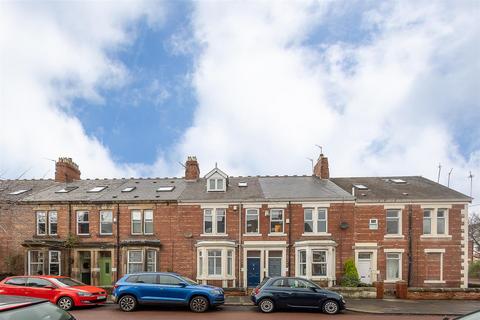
[70,304,450,320]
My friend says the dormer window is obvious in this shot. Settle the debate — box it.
[208,178,224,191]
[205,166,228,192]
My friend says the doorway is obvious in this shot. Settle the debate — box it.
[98,251,112,286]
[78,251,91,285]
[247,251,261,287]
[357,252,372,284]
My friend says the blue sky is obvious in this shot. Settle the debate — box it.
[0,0,479,202]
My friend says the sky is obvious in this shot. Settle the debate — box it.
[0,1,479,206]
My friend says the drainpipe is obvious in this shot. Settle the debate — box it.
[288,201,292,277]
[116,203,120,281]
[238,202,242,290]
[68,202,72,277]
[407,204,413,287]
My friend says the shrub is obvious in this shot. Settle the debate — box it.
[469,261,480,279]
[340,258,360,287]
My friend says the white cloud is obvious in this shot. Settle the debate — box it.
[163,0,479,202]
[0,1,164,178]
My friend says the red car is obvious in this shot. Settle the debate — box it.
[0,275,107,311]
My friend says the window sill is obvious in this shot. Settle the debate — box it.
[420,235,452,240]
[424,280,445,284]
[243,233,262,237]
[268,233,287,237]
[77,234,90,237]
[197,276,236,280]
[384,235,404,239]
[301,233,332,237]
[200,234,229,237]
[130,233,155,236]
[384,279,402,283]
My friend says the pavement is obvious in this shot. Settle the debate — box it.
[70,304,447,320]
[224,296,480,316]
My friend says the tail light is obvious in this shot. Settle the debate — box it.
[253,287,260,295]
[113,285,118,290]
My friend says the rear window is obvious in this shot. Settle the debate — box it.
[0,301,71,320]
[4,278,26,286]
[255,277,270,289]
[125,275,138,283]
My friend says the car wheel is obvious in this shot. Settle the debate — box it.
[57,296,74,311]
[259,298,275,313]
[190,296,209,313]
[118,295,137,312]
[322,300,339,314]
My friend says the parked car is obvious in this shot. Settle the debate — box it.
[0,276,107,311]
[0,295,75,320]
[251,277,346,314]
[443,310,480,320]
[112,272,224,312]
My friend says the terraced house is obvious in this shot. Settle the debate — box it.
[0,155,471,290]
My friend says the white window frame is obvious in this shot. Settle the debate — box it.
[295,244,336,284]
[48,211,57,236]
[76,211,90,235]
[28,250,44,275]
[127,250,144,274]
[385,250,403,282]
[369,218,378,230]
[131,210,142,235]
[303,207,329,235]
[207,249,222,276]
[298,249,307,276]
[385,209,402,238]
[48,251,61,276]
[423,210,432,234]
[227,250,233,276]
[146,250,157,272]
[245,209,260,235]
[207,178,226,192]
[422,208,449,237]
[143,210,154,235]
[202,208,227,235]
[311,249,328,277]
[196,244,236,282]
[424,248,445,284]
[36,211,47,236]
[269,209,285,235]
[99,210,113,235]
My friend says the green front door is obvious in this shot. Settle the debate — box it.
[98,252,112,286]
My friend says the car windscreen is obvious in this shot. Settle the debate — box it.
[0,301,72,320]
[52,277,85,287]
[179,276,197,285]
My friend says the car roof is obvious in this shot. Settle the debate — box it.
[0,295,47,311]
[6,275,66,279]
[125,272,180,276]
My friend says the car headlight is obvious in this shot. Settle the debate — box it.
[210,289,222,295]
[77,291,93,297]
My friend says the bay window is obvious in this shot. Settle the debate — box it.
[146,250,156,272]
[295,242,335,285]
[127,250,143,273]
[196,243,236,282]
[298,250,307,276]
[208,250,222,276]
[227,250,233,276]
[28,251,44,275]
[311,250,327,276]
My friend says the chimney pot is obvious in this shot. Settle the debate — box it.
[185,156,200,180]
[55,157,81,182]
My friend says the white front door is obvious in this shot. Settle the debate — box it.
[357,252,372,284]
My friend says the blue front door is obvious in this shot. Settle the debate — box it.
[247,258,261,287]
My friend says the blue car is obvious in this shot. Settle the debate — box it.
[112,272,224,312]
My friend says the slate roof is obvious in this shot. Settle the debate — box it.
[331,176,471,203]
[0,179,57,203]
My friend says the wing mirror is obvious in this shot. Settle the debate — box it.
[177,282,187,287]
[309,286,318,292]
[44,285,56,290]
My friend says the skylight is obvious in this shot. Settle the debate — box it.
[55,186,78,193]
[8,189,29,195]
[122,187,136,193]
[87,186,107,193]
[238,182,248,187]
[157,186,175,192]
[391,179,407,184]
[353,184,368,190]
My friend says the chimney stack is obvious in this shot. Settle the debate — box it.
[313,153,329,179]
[185,156,200,180]
[55,157,81,182]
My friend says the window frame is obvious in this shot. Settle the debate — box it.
[207,249,222,276]
[202,208,227,235]
[36,211,47,236]
[303,207,329,234]
[131,210,143,235]
[127,250,144,274]
[48,251,61,276]
[99,210,113,235]
[385,252,402,282]
[298,249,307,276]
[76,211,90,236]
[143,210,154,235]
[295,247,333,281]
[207,178,226,192]
[311,249,327,277]
[197,246,235,280]
[422,208,449,237]
[28,250,44,275]
[423,210,432,234]
[146,250,157,272]
[385,209,402,236]
[269,209,284,234]
[48,211,58,236]
[245,208,260,234]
